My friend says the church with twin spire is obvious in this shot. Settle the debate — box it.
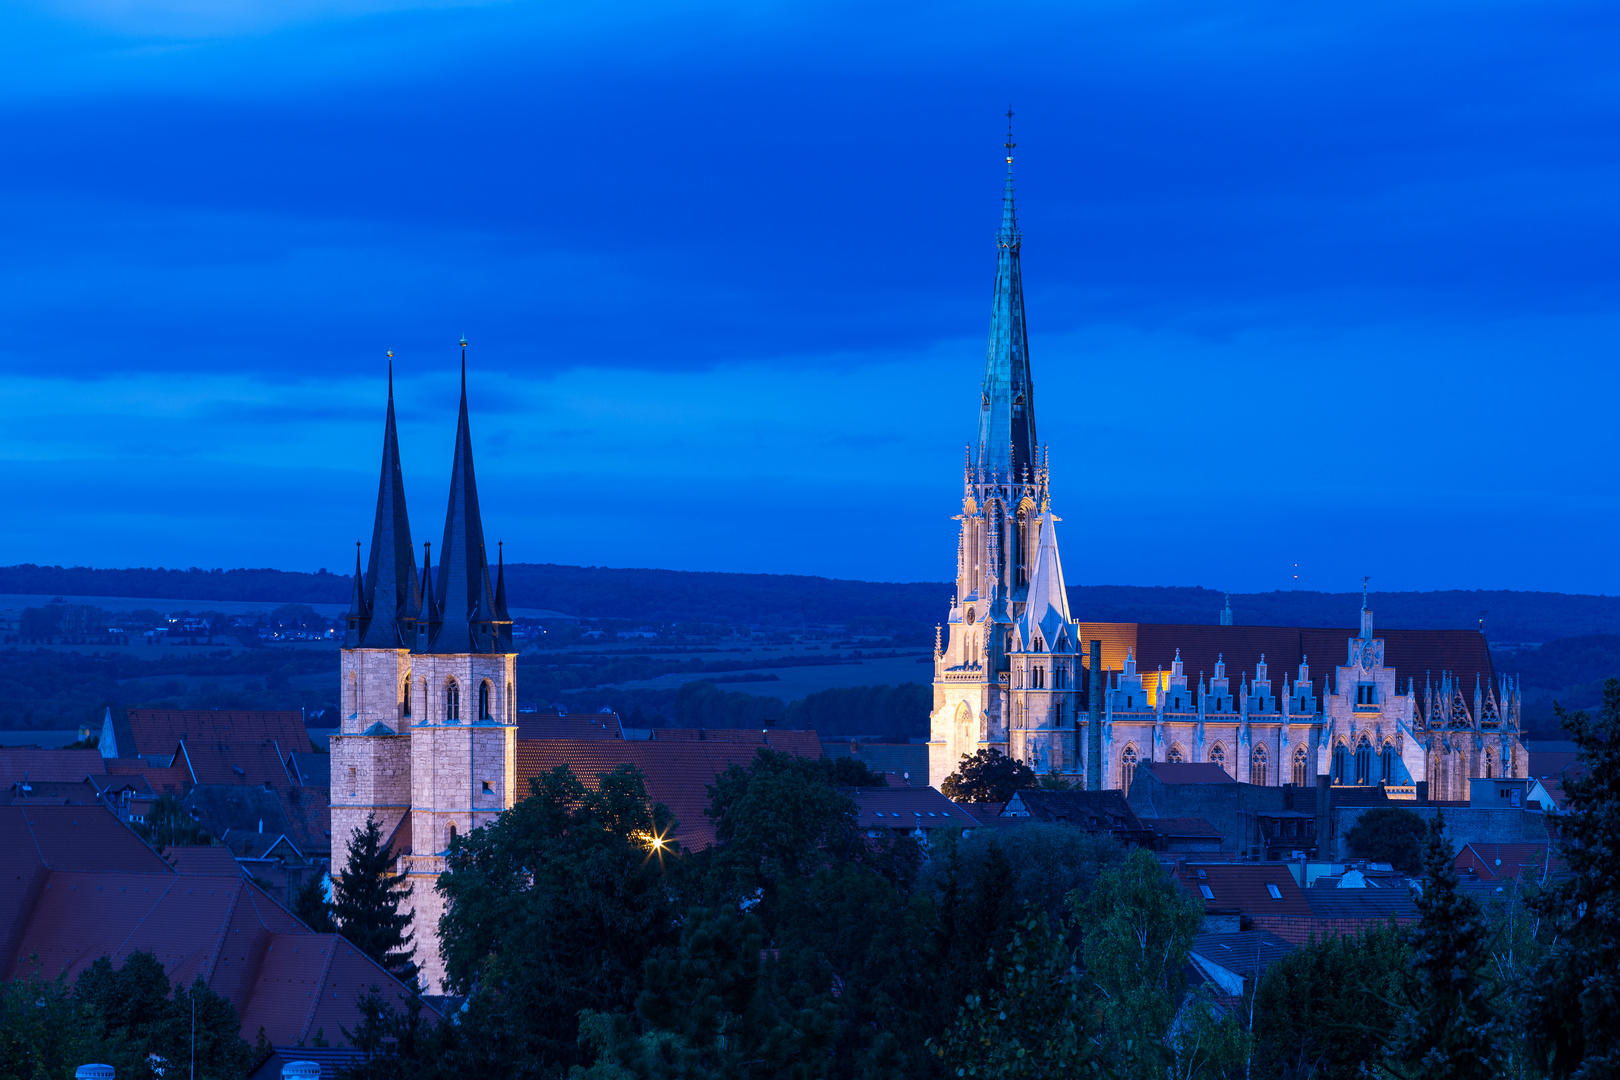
[330,344,517,990]
[927,129,1528,805]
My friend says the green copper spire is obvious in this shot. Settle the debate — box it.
[975,107,1037,481]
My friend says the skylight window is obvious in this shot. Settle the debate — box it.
[1267,883,1283,900]
[1199,885,1214,900]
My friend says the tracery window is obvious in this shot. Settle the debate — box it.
[1209,743,1227,774]
[1484,749,1494,779]
[1252,744,1267,786]
[1355,738,1372,785]
[1168,744,1184,764]
[445,679,460,722]
[1332,743,1348,784]
[1293,745,1309,787]
[1120,745,1139,792]
[1381,743,1396,783]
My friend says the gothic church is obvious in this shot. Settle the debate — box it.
[330,347,517,990]
[927,142,1528,802]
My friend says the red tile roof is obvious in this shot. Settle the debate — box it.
[121,710,312,756]
[180,739,296,790]
[1140,762,1235,785]
[515,736,818,850]
[0,748,106,785]
[167,847,246,877]
[0,804,428,1047]
[1455,842,1561,882]
[515,714,622,740]
[0,805,171,874]
[851,787,980,829]
[1172,862,1312,916]
[106,757,195,797]
[1074,622,1495,697]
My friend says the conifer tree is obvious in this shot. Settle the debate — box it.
[293,873,337,933]
[1525,676,1620,1080]
[333,815,416,984]
[1388,811,1503,1080]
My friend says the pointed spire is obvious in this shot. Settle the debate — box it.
[1018,511,1071,653]
[425,341,509,654]
[494,539,509,621]
[350,357,420,649]
[346,541,367,624]
[975,107,1037,482]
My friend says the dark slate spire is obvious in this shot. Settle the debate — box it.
[344,541,368,641]
[414,541,438,651]
[494,540,509,620]
[975,108,1037,481]
[422,342,509,654]
[349,360,421,649]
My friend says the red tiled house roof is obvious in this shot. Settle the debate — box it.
[0,748,107,785]
[116,710,312,758]
[851,787,980,830]
[180,738,297,790]
[1172,862,1313,917]
[515,734,819,850]
[1146,817,1223,841]
[1455,842,1561,882]
[0,805,428,1047]
[1074,623,1495,697]
[1139,762,1234,785]
[515,714,623,740]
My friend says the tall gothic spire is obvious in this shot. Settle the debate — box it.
[1018,511,1072,653]
[348,358,420,649]
[976,107,1037,481]
[423,341,508,654]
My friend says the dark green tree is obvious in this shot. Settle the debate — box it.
[333,815,416,984]
[293,872,337,933]
[702,749,864,915]
[927,911,1100,1079]
[433,763,681,1073]
[0,968,104,1080]
[576,908,835,1080]
[338,985,452,1080]
[1251,925,1409,1080]
[1526,676,1620,1080]
[940,747,1036,803]
[1344,807,1427,874]
[1075,847,1204,1078]
[1387,812,1504,1080]
[71,951,252,1080]
[131,795,215,849]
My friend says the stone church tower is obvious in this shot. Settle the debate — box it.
[928,125,1082,790]
[330,349,516,990]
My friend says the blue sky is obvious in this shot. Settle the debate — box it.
[1,0,1617,593]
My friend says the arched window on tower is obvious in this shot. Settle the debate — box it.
[1251,744,1267,786]
[401,676,412,718]
[1484,749,1494,779]
[1381,743,1396,783]
[1209,742,1227,774]
[479,680,492,721]
[447,821,457,850]
[1332,743,1348,784]
[1168,744,1185,764]
[1121,745,1139,792]
[445,679,460,722]
[1355,738,1373,785]
[1294,745,1309,787]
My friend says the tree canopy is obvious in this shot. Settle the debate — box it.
[941,747,1037,803]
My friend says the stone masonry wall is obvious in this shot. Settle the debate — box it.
[1331,805,1550,860]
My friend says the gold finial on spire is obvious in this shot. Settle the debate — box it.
[1004,105,1015,164]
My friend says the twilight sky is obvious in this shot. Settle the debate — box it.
[1,0,1617,593]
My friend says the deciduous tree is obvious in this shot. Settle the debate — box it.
[1344,806,1427,874]
[941,748,1036,803]
[1525,676,1620,1080]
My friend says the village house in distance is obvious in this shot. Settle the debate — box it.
[927,131,1528,801]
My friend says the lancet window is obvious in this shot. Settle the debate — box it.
[1251,744,1267,786]
[445,679,460,722]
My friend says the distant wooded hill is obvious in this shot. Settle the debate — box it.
[4,562,1619,644]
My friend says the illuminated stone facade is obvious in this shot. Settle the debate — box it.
[330,358,515,991]
[928,156,1527,801]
